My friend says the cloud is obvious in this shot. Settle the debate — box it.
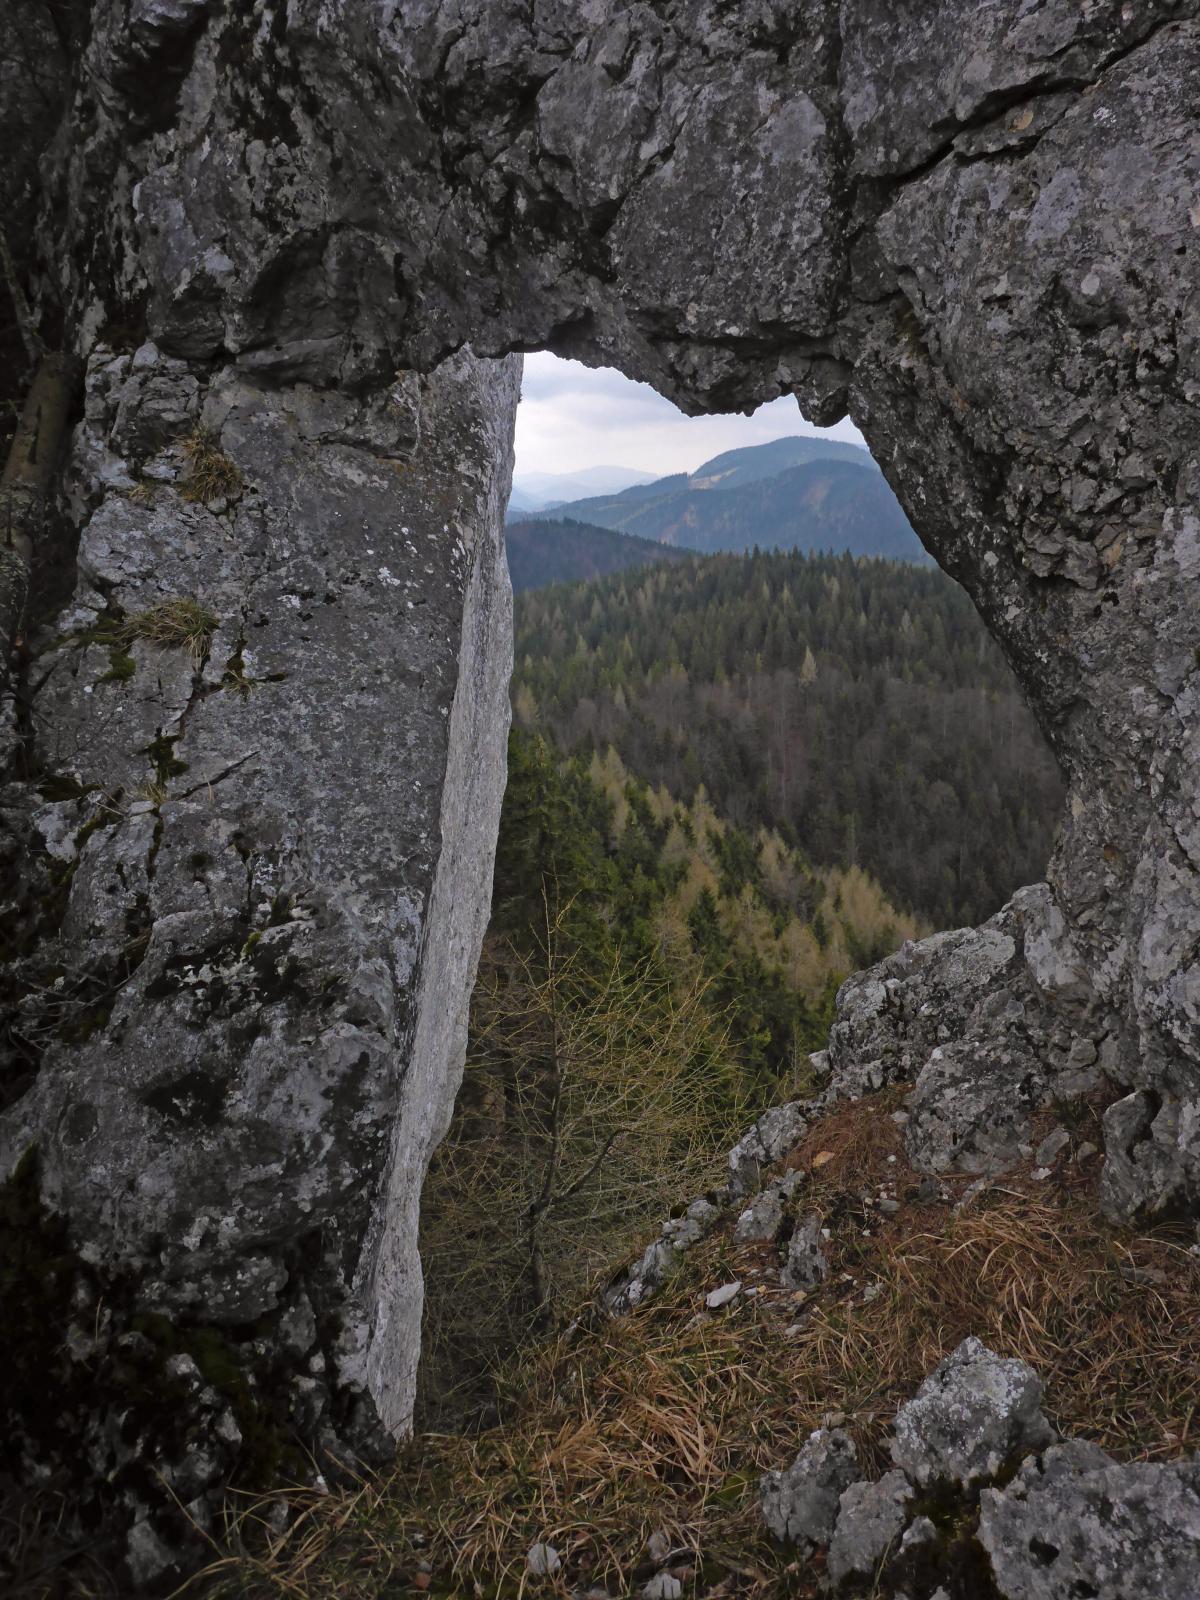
[513,352,868,477]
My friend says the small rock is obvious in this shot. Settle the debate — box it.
[900,1515,938,1554]
[828,1469,913,1584]
[705,1281,742,1310]
[781,1214,828,1289]
[1067,1037,1098,1068]
[761,1428,858,1549]
[1034,1126,1070,1169]
[878,1198,901,1215]
[646,1530,672,1565]
[1076,1140,1099,1164]
[641,1575,681,1600]
[735,1188,785,1243]
[527,1542,562,1577]
[891,1336,1055,1489]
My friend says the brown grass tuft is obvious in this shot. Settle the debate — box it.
[180,428,243,505]
[124,597,218,661]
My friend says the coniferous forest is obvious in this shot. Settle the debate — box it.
[511,550,1063,932]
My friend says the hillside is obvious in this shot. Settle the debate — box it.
[524,436,925,563]
[417,728,921,1416]
[513,550,1064,931]
[505,517,693,592]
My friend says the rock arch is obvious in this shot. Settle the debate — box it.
[3,0,1199,1575]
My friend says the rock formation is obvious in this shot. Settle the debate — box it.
[762,1339,1200,1599]
[3,0,1199,1581]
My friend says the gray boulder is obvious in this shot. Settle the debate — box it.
[728,1099,825,1197]
[980,1445,1200,1599]
[828,1469,913,1585]
[761,1428,859,1550]
[891,1337,1054,1489]
[734,1169,804,1244]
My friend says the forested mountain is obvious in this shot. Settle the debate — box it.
[512,551,1064,931]
[508,515,694,592]
[687,434,876,488]
[523,435,925,563]
[505,517,693,592]
[424,545,1063,1412]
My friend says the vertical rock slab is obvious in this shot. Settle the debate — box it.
[1,345,517,1569]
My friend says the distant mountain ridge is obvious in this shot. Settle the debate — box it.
[518,436,924,564]
[510,463,658,511]
[505,517,693,594]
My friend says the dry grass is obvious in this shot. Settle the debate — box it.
[180,428,243,505]
[125,598,219,661]
[193,1090,1200,1599]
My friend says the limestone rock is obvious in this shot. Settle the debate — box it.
[526,1543,562,1578]
[980,1445,1200,1600]
[734,1169,804,1243]
[641,1576,682,1600]
[0,340,518,1569]
[728,1098,824,1197]
[890,1337,1054,1489]
[761,1427,859,1550]
[828,1469,913,1585]
[781,1214,829,1291]
[705,1281,742,1311]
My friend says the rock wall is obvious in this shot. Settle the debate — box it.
[2,11,519,1554]
[3,0,1200,1579]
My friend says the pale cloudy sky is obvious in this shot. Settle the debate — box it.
[513,351,867,478]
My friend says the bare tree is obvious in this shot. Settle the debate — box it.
[418,896,745,1420]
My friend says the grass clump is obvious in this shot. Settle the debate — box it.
[195,1090,1200,1599]
[180,427,243,505]
[78,598,219,684]
[124,597,219,660]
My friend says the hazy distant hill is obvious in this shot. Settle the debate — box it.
[524,436,924,562]
[510,463,658,511]
[505,517,692,593]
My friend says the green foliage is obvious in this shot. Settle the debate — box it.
[512,549,1063,929]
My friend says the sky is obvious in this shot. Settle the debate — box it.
[513,352,867,480]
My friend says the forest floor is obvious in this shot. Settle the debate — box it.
[193,1086,1200,1600]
